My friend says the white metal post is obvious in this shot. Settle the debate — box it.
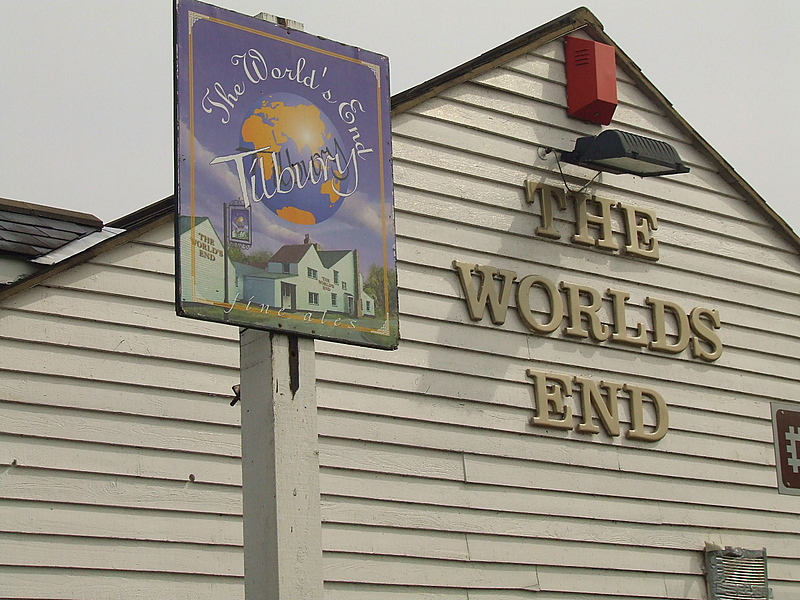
[240,329,322,599]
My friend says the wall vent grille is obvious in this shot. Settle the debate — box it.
[706,547,769,600]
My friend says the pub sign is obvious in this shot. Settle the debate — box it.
[175,0,398,349]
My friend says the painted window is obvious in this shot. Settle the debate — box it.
[308,292,319,305]
[342,281,347,291]
[333,270,339,284]
[307,267,317,279]
[366,300,371,312]
[331,293,338,307]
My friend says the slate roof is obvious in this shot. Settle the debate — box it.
[0,197,103,258]
[318,250,351,269]
[269,243,313,265]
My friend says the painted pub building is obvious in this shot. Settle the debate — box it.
[1,7,798,599]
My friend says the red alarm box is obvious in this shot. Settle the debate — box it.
[565,36,618,125]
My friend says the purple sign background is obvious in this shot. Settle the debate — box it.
[175,0,398,349]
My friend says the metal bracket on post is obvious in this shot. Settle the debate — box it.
[240,329,322,600]
[253,13,304,31]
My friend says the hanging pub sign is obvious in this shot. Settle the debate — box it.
[174,0,398,349]
[228,204,252,247]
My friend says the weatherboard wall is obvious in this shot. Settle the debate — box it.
[312,33,800,599]
[0,29,799,600]
[0,225,244,598]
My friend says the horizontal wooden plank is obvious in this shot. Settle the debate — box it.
[392,132,798,271]
[767,557,800,582]
[324,582,468,600]
[0,337,237,395]
[0,467,242,515]
[0,401,241,458]
[323,552,704,597]
[0,531,242,576]
[394,297,800,389]
[319,437,464,483]
[392,187,800,313]
[394,160,800,276]
[466,534,699,574]
[391,121,788,245]
[323,523,469,561]
[393,230,800,341]
[319,380,774,464]
[464,454,796,515]
[2,284,239,340]
[0,566,242,599]
[419,81,713,175]
[320,435,785,514]
[323,553,541,590]
[321,469,800,537]
[0,499,242,545]
[0,370,239,424]
[323,523,701,575]
[321,495,800,558]
[318,313,799,413]
[316,389,777,485]
[315,345,773,423]
[452,72,721,191]
[44,260,177,303]
[537,565,704,599]
[395,279,799,371]
[0,310,238,368]
[89,239,175,275]
[0,434,242,485]
[320,355,775,441]
[133,223,175,247]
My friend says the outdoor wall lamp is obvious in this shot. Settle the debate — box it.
[556,129,690,177]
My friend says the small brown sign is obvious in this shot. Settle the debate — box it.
[772,402,800,495]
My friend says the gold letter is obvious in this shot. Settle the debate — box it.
[453,261,517,324]
[574,377,622,436]
[527,370,574,430]
[689,306,723,362]
[617,202,659,261]
[560,281,611,342]
[516,275,563,334]
[647,296,690,354]
[525,181,566,239]
[625,384,669,442]
[607,288,648,347]
[572,194,619,251]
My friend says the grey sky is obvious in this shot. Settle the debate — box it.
[1,1,798,235]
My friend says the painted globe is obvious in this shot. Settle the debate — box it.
[239,93,354,225]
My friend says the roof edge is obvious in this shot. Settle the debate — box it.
[0,197,103,229]
[390,7,800,254]
[391,6,598,116]
[588,29,800,252]
[108,195,174,230]
[0,197,175,303]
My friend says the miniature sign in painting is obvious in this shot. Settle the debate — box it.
[175,0,398,349]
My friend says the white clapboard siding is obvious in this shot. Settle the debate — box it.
[2,21,799,600]
[0,223,243,598]
[393,229,800,343]
[315,30,800,600]
[0,568,242,600]
[0,499,242,545]
[321,495,800,559]
[394,156,796,254]
[321,469,800,538]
